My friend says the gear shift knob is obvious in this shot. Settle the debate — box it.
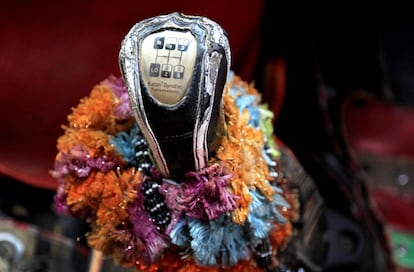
[119,12,230,179]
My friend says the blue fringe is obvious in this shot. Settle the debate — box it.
[247,186,290,240]
[190,216,250,266]
[110,123,146,166]
[169,219,190,247]
[228,81,262,128]
[170,216,250,267]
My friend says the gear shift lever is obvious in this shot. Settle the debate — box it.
[119,12,230,179]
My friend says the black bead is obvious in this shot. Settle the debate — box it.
[141,178,171,231]
[254,238,272,268]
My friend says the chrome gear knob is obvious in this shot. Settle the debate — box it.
[119,12,230,178]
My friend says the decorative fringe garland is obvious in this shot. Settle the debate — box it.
[51,72,299,271]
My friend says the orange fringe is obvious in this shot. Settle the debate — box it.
[216,77,275,224]
[65,168,141,251]
[56,128,115,156]
[67,82,133,134]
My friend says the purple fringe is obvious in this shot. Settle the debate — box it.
[160,164,238,221]
[128,185,169,264]
[103,75,132,119]
[51,145,118,179]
